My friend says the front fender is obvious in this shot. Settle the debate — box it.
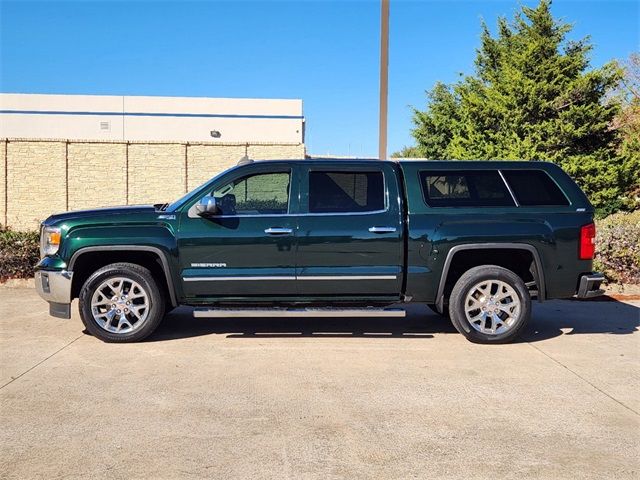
[61,224,177,260]
[61,224,180,306]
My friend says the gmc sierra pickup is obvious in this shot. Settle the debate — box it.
[35,159,604,344]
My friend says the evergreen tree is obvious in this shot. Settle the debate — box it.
[613,53,640,210]
[399,0,631,213]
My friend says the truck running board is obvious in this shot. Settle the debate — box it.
[193,307,406,318]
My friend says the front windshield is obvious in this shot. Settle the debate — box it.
[164,187,202,212]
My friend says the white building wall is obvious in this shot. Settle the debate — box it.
[0,93,304,143]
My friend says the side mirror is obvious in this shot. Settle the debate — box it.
[195,196,220,217]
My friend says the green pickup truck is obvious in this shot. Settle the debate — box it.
[35,159,604,344]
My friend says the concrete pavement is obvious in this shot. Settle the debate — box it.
[1,287,638,479]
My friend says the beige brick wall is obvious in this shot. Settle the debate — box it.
[6,141,67,230]
[1,139,305,230]
[247,144,305,160]
[128,144,186,205]
[68,143,127,210]
[186,144,245,191]
[1,140,6,226]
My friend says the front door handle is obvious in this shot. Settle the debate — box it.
[369,226,397,234]
[265,227,293,235]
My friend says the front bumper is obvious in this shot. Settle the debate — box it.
[576,272,605,299]
[35,270,73,319]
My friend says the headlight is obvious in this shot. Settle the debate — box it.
[41,226,62,257]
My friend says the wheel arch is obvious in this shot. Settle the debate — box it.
[435,243,545,314]
[68,246,178,307]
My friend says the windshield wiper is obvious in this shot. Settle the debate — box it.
[154,203,170,211]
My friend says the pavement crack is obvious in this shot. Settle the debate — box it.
[524,340,639,417]
[1,335,84,390]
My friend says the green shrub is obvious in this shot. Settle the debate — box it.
[594,211,640,284]
[0,226,40,282]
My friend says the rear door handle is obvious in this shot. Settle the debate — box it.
[265,227,293,235]
[368,226,397,234]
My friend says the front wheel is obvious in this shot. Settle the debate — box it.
[448,265,531,344]
[79,262,165,343]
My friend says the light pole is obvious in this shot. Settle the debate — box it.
[378,0,389,160]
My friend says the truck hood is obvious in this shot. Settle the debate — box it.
[44,205,158,225]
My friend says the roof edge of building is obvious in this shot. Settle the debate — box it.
[1,137,304,147]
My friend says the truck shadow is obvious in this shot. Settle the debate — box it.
[517,299,639,343]
[147,300,639,343]
[150,304,444,341]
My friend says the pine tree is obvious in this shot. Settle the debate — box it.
[613,53,640,209]
[399,0,631,213]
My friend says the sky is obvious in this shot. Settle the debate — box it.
[1,0,638,157]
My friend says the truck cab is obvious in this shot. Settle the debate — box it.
[35,159,604,344]
[178,160,404,303]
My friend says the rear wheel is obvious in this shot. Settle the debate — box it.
[79,262,165,343]
[449,265,530,344]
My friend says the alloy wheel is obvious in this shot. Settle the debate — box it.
[90,277,150,334]
[464,280,521,335]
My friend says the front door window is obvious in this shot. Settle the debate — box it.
[213,172,290,216]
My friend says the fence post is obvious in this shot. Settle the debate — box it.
[65,140,69,211]
[184,143,189,193]
[3,139,7,227]
[125,141,129,205]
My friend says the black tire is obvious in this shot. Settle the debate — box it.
[448,265,530,344]
[79,262,165,343]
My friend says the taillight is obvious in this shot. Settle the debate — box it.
[579,223,596,260]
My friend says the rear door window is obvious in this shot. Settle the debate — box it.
[308,171,385,213]
[419,170,515,207]
[502,170,570,206]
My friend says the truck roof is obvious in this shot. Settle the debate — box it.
[241,158,589,210]
[397,160,565,173]
[246,158,565,172]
